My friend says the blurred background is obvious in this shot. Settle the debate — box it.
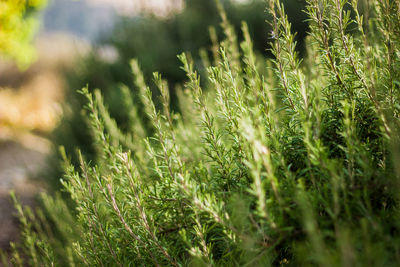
[0,0,307,253]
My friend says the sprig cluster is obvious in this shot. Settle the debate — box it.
[5,0,400,266]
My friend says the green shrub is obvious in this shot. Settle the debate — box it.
[53,0,307,179]
[5,0,400,265]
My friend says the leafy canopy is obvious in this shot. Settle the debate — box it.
[0,0,47,69]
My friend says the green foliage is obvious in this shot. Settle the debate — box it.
[55,0,307,173]
[0,0,47,69]
[8,0,400,266]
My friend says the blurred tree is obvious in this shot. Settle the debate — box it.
[0,0,47,69]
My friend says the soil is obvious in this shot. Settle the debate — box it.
[0,140,47,252]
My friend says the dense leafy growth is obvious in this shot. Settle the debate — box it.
[5,0,400,265]
[55,0,308,173]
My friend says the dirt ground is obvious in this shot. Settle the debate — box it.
[0,139,48,251]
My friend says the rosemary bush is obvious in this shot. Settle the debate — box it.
[5,0,400,265]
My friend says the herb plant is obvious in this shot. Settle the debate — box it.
[4,0,400,265]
